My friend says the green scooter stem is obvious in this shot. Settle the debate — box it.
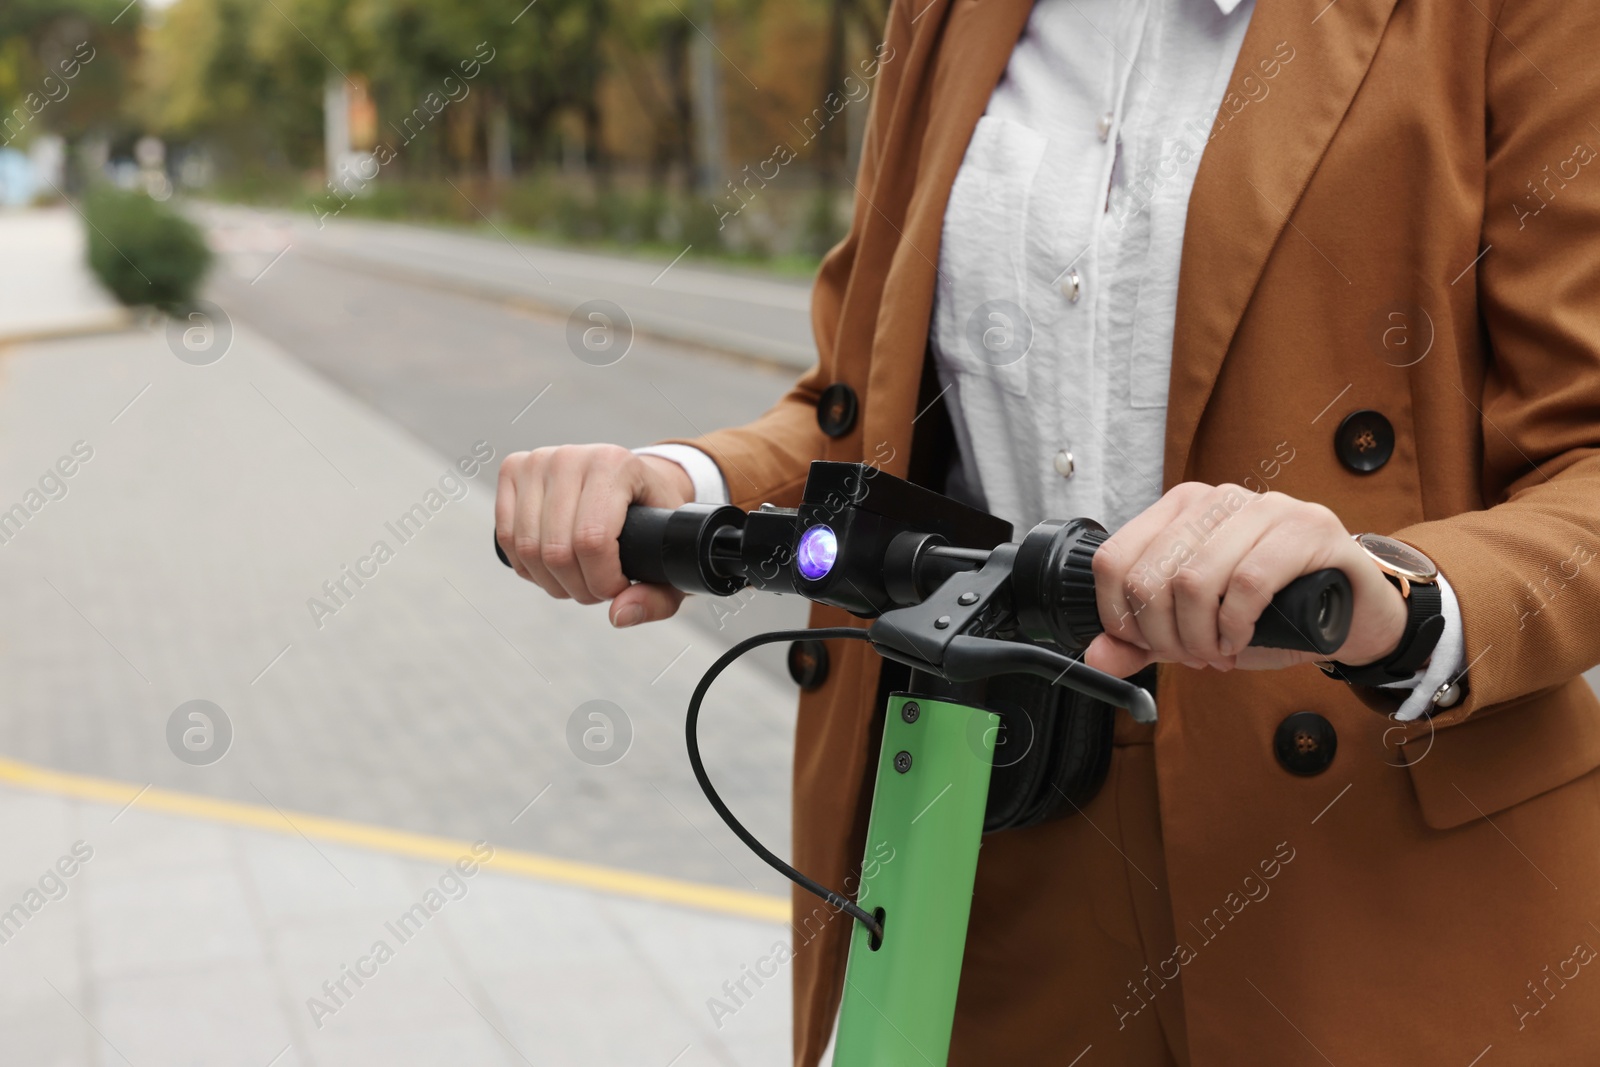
[833,693,998,1066]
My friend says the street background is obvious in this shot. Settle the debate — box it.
[0,202,819,1067]
[2,0,891,1060]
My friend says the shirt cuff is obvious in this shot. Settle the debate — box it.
[632,445,730,506]
[1378,571,1466,722]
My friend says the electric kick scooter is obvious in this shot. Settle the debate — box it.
[498,461,1352,1066]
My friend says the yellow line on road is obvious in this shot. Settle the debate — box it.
[0,756,788,925]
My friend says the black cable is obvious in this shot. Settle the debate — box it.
[685,626,884,943]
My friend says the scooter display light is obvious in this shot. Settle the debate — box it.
[796,524,838,581]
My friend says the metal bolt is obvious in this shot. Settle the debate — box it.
[901,703,920,724]
[934,615,952,629]
[893,750,913,774]
[957,592,979,605]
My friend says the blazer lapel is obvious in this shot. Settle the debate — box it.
[1165,0,1402,486]
[858,0,1037,462]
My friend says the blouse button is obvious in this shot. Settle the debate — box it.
[1096,112,1114,142]
[1053,449,1076,479]
[1060,268,1082,304]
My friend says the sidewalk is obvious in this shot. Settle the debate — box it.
[0,208,814,1064]
[198,202,818,369]
[0,207,131,344]
[0,763,792,1067]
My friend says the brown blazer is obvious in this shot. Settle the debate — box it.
[670,0,1600,1061]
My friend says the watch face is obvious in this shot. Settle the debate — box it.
[1355,533,1438,583]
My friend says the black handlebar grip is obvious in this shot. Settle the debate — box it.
[616,506,675,585]
[1014,521,1354,656]
[1250,567,1352,655]
[492,507,674,583]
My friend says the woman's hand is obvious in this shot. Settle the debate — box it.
[496,445,694,627]
[1083,482,1408,678]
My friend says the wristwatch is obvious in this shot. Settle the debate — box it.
[1318,533,1446,689]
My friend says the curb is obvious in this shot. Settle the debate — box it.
[0,308,139,349]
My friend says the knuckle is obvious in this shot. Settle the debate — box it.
[1092,540,1122,580]
[541,445,578,473]
[1230,562,1270,600]
[1171,566,1209,598]
[571,521,613,560]
[1281,502,1340,542]
[1308,502,1344,531]
[1216,483,1254,511]
[541,541,578,571]
[499,451,529,477]
[512,535,542,564]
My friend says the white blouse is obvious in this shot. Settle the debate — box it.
[929,0,1253,535]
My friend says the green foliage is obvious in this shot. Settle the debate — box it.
[140,0,326,168]
[0,0,138,146]
[83,188,213,312]
[127,0,856,273]
[141,0,605,170]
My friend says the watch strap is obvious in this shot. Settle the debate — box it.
[1321,579,1444,687]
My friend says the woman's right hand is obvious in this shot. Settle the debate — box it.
[495,445,695,627]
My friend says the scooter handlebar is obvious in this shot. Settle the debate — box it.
[495,501,1353,657]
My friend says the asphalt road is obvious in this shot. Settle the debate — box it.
[200,202,818,367]
[206,219,813,668]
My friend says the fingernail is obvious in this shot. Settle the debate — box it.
[1218,638,1234,656]
[1209,660,1232,672]
[1185,659,1207,670]
[613,604,644,628]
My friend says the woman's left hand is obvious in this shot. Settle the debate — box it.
[1083,482,1409,678]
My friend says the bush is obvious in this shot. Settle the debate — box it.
[83,189,213,313]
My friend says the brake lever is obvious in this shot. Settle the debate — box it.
[940,635,1157,724]
[866,542,1157,721]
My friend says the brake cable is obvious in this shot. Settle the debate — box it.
[684,626,884,942]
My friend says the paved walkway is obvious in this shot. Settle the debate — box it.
[0,206,818,1064]
[0,320,798,893]
[0,207,130,343]
[0,764,794,1067]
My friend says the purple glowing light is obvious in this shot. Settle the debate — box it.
[796,525,838,581]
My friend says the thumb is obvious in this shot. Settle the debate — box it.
[610,582,685,628]
[1083,632,1153,679]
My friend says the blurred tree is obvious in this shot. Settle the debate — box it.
[135,0,890,259]
[804,0,889,251]
[0,0,138,157]
[607,0,694,191]
[140,0,329,169]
